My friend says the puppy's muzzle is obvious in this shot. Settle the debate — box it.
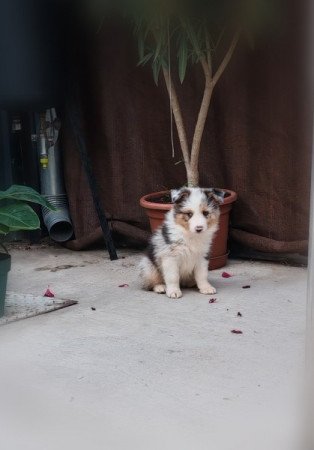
[195,226,204,233]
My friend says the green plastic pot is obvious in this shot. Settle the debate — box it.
[0,253,11,318]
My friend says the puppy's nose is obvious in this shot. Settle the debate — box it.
[195,226,204,233]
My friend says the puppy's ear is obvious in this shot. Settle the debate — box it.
[203,188,225,205]
[171,188,191,204]
[212,188,225,204]
[171,189,181,203]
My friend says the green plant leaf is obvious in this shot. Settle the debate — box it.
[0,185,56,210]
[184,22,203,61]
[137,31,145,60]
[0,203,41,233]
[137,51,154,66]
[152,59,162,85]
[177,35,188,83]
[0,224,9,235]
[153,26,166,63]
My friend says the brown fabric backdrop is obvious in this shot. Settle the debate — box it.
[63,10,312,254]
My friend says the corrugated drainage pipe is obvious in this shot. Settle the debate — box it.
[38,110,73,242]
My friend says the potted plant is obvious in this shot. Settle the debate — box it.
[86,0,275,268]
[0,185,55,317]
[107,0,270,269]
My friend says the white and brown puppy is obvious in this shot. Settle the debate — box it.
[140,187,224,299]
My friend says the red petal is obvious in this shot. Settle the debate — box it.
[44,288,55,298]
[209,298,217,304]
[231,329,243,334]
[222,272,232,278]
[118,284,129,288]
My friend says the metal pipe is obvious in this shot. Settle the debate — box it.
[38,108,73,243]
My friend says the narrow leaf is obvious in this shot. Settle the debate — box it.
[137,52,154,67]
[184,23,203,61]
[137,34,145,61]
[177,36,188,83]
[153,28,165,63]
[152,60,161,85]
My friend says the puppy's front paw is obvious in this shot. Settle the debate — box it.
[166,287,183,299]
[199,284,217,295]
[153,284,166,294]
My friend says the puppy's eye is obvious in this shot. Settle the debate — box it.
[186,212,193,219]
[203,211,209,218]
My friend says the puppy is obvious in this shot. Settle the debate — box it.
[140,187,224,299]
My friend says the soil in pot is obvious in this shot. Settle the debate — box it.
[0,253,11,318]
[140,189,237,270]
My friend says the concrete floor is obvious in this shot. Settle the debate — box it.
[0,246,307,450]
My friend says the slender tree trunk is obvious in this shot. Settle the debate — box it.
[212,30,240,88]
[162,68,191,181]
[161,30,240,188]
[189,32,240,187]
[189,58,213,186]
[163,67,204,187]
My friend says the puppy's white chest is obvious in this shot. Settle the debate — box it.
[176,241,204,276]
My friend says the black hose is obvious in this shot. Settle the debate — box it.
[66,94,118,261]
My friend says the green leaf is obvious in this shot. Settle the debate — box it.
[137,52,154,66]
[153,27,165,63]
[137,31,145,60]
[177,35,188,83]
[184,23,203,61]
[152,59,162,85]
[0,203,40,233]
[0,185,56,210]
[0,224,9,235]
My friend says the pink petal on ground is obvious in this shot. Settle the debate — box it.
[231,329,243,334]
[222,272,232,278]
[44,288,55,298]
[209,298,217,304]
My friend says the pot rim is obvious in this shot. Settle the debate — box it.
[140,189,238,211]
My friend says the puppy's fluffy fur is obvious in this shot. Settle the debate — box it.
[140,187,224,299]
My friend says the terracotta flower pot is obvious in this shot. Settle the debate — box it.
[140,189,237,270]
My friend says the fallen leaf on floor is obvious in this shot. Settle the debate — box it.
[231,329,243,334]
[119,284,129,288]
[44,287,54,298]
[222,272,232,278]
[91,307,96,311]
[242,285,251,289]
[237,312,243,317]
[209,298,217,304]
